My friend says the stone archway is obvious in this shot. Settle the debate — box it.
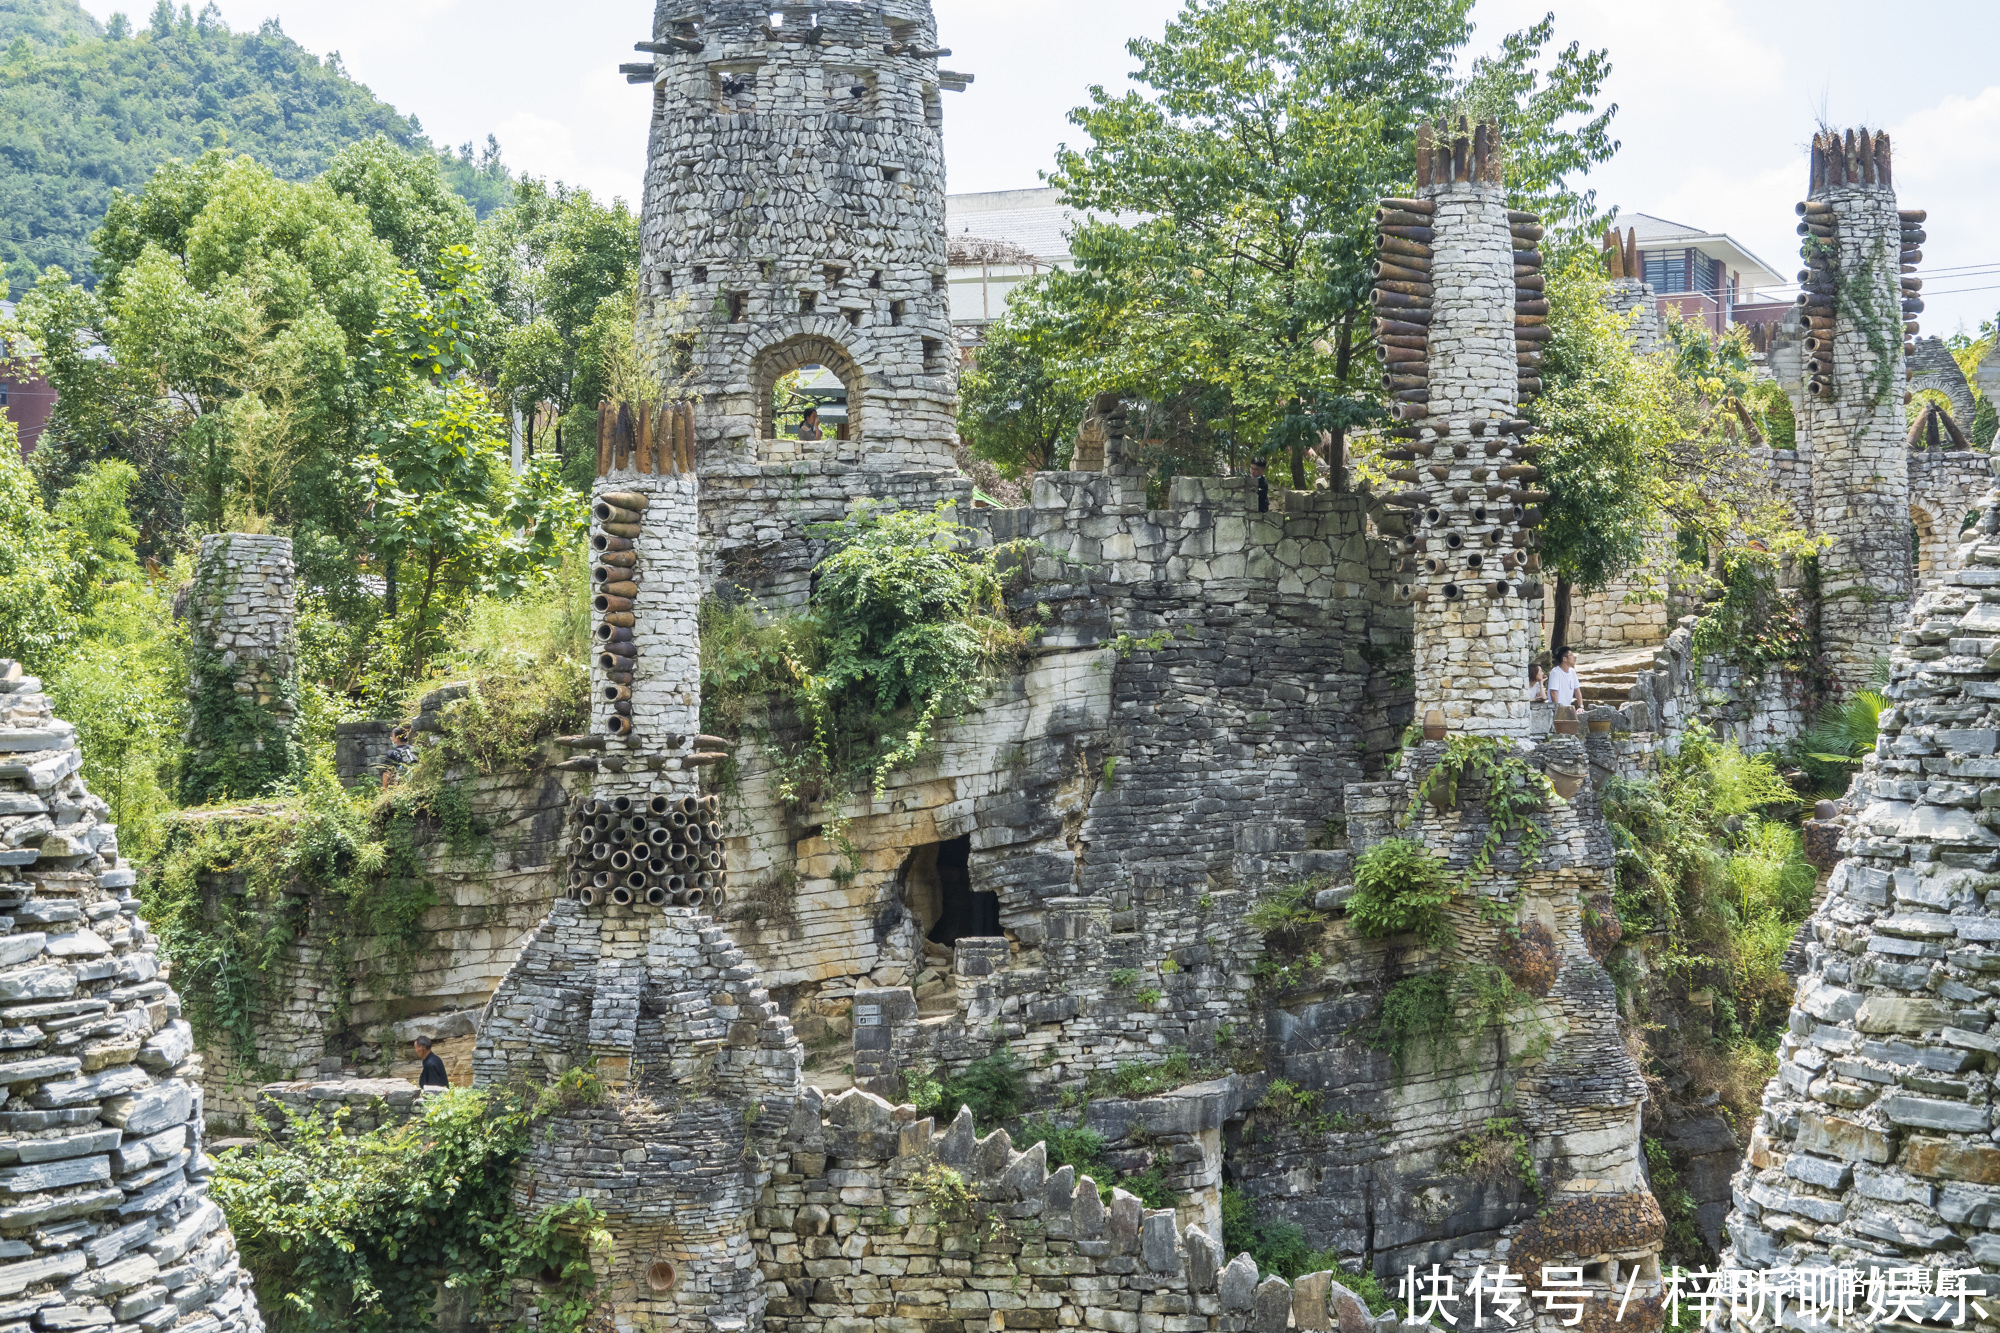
[1912,504,1947,582]
[751,334,865,444]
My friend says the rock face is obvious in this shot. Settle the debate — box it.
[1724,469,2000,1273]
[0,660,262,1332]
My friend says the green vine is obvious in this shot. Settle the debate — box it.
[1808,232,1899,410]
[700,503,1045,814]
[1403,736,1558,889]
[178,639,300,806]
[142,761,449,1070]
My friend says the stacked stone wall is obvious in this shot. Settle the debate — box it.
[0,660,263,1331]
[1725,473,2000,1275]
[190,759,579,1128]
[714,471,1410,1003]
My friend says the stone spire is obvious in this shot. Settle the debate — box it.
[1724,473,2000,1275]
[1376,119,1549,738]
[1798,128,1919,692]
[0,660,265,1332]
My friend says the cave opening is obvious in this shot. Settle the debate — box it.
[900,835,997,947]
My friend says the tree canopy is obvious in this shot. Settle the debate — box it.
[13,136,594,674]
[962,0,1615,489]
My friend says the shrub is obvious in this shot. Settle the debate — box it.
[1443,1117,1541,1197]
[1246,874,1328,946]
[1498,920,1559,997]
[1220,1185,1386,1307]
[211,1088,606,1333]
[1348,838,1452,947]
[1368,972,1453,1076]
[934,1048,1026,1126]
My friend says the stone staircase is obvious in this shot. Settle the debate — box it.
[1576,643,1663,707]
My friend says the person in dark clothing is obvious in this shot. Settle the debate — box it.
[1250,459,1269,513]
[414,1037,449,1090]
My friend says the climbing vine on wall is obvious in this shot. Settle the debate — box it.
[1404,736,1558,888]
[178,639,300,807]
[699,503,1045,805]
[142,763,451,1069]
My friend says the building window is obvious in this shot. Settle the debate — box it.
[0,385,9,408]
[1642,251,1689,294]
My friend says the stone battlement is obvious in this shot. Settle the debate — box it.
[762,1085,1389,1333]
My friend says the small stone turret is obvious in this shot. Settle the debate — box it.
[178,534,297,805]
[1797,128,1919,692]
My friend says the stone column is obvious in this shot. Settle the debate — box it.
[572,403,722,913]
[1381,120,1545,739]
[1800,128,1915,692]
[180,532,298,804]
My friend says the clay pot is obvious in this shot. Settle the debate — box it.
[1588,719,1612,734]
[1553,706,1580,736]
[1427,773,1459,814]
[1422,708,1448,742]
[1548,767,1585,800]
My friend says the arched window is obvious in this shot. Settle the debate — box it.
[751,334,865,444]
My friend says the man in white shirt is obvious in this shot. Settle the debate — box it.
[1548,648,1581,709]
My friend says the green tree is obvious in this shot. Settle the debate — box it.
[358,247,581,670]
[1012,0,1614,489]
[1529,257,1681,652]
[957,318,1088,474]
[320,134,477,278]
[481,177,640,480]
[0,1,508,294]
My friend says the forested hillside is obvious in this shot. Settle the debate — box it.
[0,0,509,293]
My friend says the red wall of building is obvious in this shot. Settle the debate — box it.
[1,369,55,458]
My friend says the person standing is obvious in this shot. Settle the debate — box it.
[796,406,823,442]
[1548,648,1581,709]
[1528,662,1549,703]
[1250,459,1269,513]
[413,1037,449,1091]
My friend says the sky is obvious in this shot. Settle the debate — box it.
[74,0,2000,337]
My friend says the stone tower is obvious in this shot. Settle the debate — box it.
[637,0,962,466]
[1798,128,1920,691]
[1378,119,1548,737]
[631,0,975,605]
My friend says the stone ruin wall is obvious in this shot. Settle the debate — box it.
[717,470,1412,1000]
[190,748,579,1128]
[0,660,262,1331]
[755,1087,1395,1333]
